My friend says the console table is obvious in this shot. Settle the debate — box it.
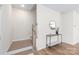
[46,34,62,48]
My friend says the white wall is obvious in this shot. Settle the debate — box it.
[61,11,79,45]
[12,8,36,40]
[0,5,13,53]
[31,7,36,25]
[73,11,79,44]
[37,5,61,50]
[0,8,2,38]
[61,11,74,44]
[0,7,3,52]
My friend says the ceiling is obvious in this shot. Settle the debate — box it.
[12,4,36,11]
[43,4,79,12]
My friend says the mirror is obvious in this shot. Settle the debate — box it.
[49,20,56,30]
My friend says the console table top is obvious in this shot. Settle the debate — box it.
[46,34,62,36]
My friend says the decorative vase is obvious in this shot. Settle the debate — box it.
[56,28,59,35]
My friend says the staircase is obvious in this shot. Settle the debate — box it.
[7,24,37,55]
[8,39,33,55]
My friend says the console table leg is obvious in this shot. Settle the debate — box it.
[61,35,62,44]
[46,36,47,48]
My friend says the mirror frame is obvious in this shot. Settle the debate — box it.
[49,20,56,30]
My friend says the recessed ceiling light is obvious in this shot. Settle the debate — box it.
[21,5,24,7]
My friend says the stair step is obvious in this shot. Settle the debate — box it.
[8,46,32,55]
[14,49,33,55]
[8,39,32,51]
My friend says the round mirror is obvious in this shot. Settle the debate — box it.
[49,20,56,30]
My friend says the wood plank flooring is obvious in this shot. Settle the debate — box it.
[34,43,77,55]
[8,39,32,51]
[8,42,79,55]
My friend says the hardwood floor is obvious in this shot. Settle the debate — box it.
[8,42,79,55]
[34,43,77,55]
[8,39,32,51]
[74,43,79,54]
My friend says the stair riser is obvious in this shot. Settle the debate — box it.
[8,46,32,55]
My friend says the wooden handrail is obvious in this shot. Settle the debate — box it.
[32,24,37,53]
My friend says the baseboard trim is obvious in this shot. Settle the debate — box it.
[12,36,32,42]
[8,46,32,55]
[62,41,75,45]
